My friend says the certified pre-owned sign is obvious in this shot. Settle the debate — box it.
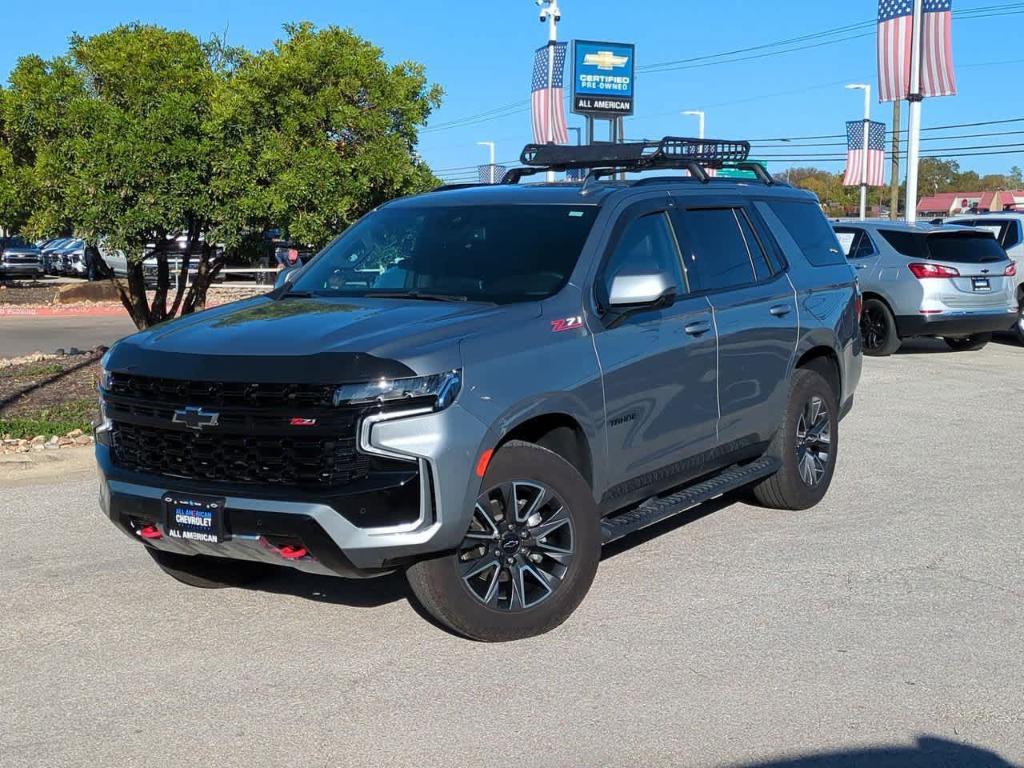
[572,40,635,117]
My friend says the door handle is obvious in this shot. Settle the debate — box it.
[769,304,792,317]
[684,320,712,336]
[855,263,869,270]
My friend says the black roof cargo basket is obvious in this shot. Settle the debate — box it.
[502,135,773,186]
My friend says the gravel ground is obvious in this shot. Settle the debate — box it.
[1,337,1022,768]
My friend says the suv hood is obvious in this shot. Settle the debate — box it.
[106,295,533,383]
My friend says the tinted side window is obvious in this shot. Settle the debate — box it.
[767,200,845,266]
[1006,220,1023,249]
[834,227,874,259]
[735,209,773,281]
[878,229,928,258]
[603,212,685,294]
[677,208,756,293]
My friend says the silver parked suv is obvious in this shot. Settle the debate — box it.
[833,221,1017,356]
[942,211,1024,345]
[97,137,862,640]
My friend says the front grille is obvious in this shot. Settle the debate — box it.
[107,373,336,409]
[105,374,374,488]
[110,422,369,487]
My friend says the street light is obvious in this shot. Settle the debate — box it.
[846,83,871,221]
[682,109,705,139]
[477,141,496,183]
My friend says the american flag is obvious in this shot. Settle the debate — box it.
[531,43,569,145]
[877,0,957,102]
[843,120,887,187]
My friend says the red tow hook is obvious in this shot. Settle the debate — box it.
[277,544,309,560]
[138,524,163,540]
[259,536,309,560]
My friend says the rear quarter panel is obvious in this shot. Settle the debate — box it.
[755,201,862,412]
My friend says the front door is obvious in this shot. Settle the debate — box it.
[591,202,719,509]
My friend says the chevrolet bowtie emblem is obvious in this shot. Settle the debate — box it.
[172,406,220,431]
[583,51,629,71]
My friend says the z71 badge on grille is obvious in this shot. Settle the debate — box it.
[172,406,220,430]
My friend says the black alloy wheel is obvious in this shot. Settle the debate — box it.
[859,298,901,356]
[406,441,600,641]
[458,481,574,611]
[795,395,832,488]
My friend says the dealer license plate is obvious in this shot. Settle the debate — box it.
[163,492,226,543]
[972,277,991,291]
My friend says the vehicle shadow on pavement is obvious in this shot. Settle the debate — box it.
[727,736,1018,767]
[894,337,964,355]
[254,568,410,608]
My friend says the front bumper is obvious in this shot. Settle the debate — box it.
[98,403,490,576]
[0,264,43,278]
[895,309,1017,338]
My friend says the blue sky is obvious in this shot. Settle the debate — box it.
[2,0,1022,181]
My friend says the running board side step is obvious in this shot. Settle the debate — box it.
[600,457,780,545]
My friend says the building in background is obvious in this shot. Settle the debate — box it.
[917,190,1024,217]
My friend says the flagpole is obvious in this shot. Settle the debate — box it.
[905,0,925,223]
[847,84,872,220]
[542,0,561,182]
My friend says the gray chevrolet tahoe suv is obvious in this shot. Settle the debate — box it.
[96,138,862,641]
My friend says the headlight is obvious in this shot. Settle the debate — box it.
[333,369,462,410]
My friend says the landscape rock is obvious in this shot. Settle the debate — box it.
[74,435,93,446]
[55,281,121,304]
[30,435,46,445]
[66,429,84,439]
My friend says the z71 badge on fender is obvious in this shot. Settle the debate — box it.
[551,316,584,333]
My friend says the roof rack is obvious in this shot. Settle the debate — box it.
[501,136,773,186]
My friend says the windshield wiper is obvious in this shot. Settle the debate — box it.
[372,291,469,303]
[278,290,315,299]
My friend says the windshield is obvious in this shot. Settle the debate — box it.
[290,204,599,304]
[878,229,1008,264]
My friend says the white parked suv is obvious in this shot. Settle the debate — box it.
[943,212,1024,344]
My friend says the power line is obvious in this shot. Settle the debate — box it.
[421,3,1024,134]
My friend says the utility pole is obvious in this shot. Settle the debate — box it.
[846,84,871,220]
[905,0,925,223]
[477,141,496,183]
[537,0,562,182]
[889,101,901,220]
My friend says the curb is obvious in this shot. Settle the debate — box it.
[0,304,128,318]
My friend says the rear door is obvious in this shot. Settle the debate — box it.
[672,202,798,451]
[592,200,719,507]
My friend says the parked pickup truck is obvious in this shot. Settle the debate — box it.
[0,236,43,279]
[96,137,862,641]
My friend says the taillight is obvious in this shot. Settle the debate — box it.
[1005,263,1017,277]
[908,262,960,279]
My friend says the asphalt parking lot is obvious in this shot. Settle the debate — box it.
[0,315,136,358]
[1,337,1022,768]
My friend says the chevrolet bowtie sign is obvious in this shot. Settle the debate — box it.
[572,40,635,117]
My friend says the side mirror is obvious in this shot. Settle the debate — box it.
[608,272,677,308]
[274,266,300,290]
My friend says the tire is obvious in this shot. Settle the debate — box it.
[860,298,901,356]
[146,547,272,589]
[943,333,991,352]
[406,441,601,642]
[1012,294,1024,346]
[751,367,839,511]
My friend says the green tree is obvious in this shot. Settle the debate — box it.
[917,157,961,195]
[210,23,442,252]
[3,22,442,330]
